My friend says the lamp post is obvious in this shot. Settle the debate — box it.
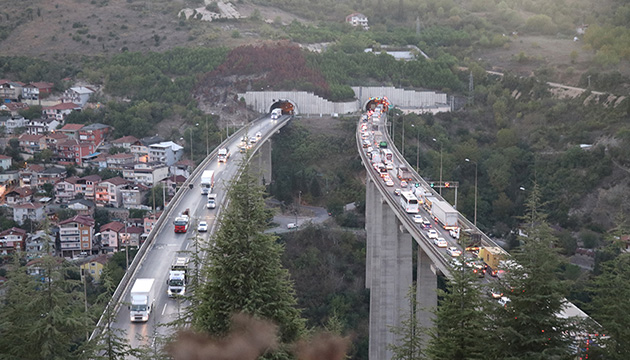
[465,158,478,227]
[411,124,419,172]
[206,116,210,157]
[190,123,198,162]
[401,116,405,158]
[433,138,443,195]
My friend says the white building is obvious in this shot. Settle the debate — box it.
[346,13,369,30]
[148,141,184,166]
[12,202,45,225]
[122,162,169,186]
[0,154,11,170]
[61,87,94,107]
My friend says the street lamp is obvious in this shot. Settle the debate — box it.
[401,116,405,158]
[190,123,198,162]
[206,116,210,156]
[433,138,443,195]
[411,124,419,172]
[465,158,478,227]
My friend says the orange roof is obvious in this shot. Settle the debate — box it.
[60,123,84,131]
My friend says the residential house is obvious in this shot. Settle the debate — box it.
[120,183,149,209]
[22,82,54,101]
[131,135,164,162]
[99,221,125,252]
[83,153,108,169]
[13,202,45,225]
[58,123,84,140]
[18,133,44,154]
[106,153,135,170]
[54,176,80,203]
[67,199,96,217]
[55,139,95,166]
[19,164,45,187]
[78,254,109,282]
[26,118,61,135]
[0,171,20,187]
[58,215,95,257]
[79,123,110,146]
[95,176,128,207]
[345,12,369,30]
[26,257,64,280]
[123,226,144,247]
[74,175,101,201]
[26,230,55,259]
[60,86,94,107]
[143,211,162,234]
[5,187,34,205]
[0,227,27,255]
[0,115,27,134]
[126,218,144,228]
[0,80,24,101]
[0,154,11,170]
[111,135,139,151]
[164,174,187,196]
[42,102,81,122]
[170,159,194,179]
[42,131,68,150]
[122,162,168,186]
[0,102,29,116]
[148,141,184,166]
[37,166,67,187]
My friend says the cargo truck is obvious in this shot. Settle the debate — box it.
[397,165,413,181]
[200,170,215,195]
[217,148,230,163]
[173,208,190,233]
[459,229,482,252]
[129,278,156,322]
[431,199,459,230]
[167,257,190,297]
[478,246,505,277]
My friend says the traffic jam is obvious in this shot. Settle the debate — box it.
[359,97,508,302]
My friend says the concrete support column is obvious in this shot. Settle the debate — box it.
[365,177,377,288]
[249,140,272,186]
[369,194,413,360]
[416,247,437,346]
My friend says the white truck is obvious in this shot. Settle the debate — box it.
[167,257,190,298]
[271,108,282,119]
[207,193,217,209]
[217,148,230,163]
[200,170,215,195]
[431,199,459,230]
[129,278,156,322]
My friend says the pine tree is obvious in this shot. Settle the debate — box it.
[424,264,491,360]
[0,254,91,359]
[490,183,575,359]
[388,285,423,360]
[192,161,305,354]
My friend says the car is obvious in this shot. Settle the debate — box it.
[385,179,394,187]
[446,247,462,257]
[433,237,448,247]
[421,219,432,229]
[427,229,438,239]
[413,215,423,223]
[400,180,408,188]
[249,136,258,144]
[367,146,373,153]
[287,223,298,229]
[383,174,391,182]
[255,131,262,138]
[489,288,503,299]
[385,163,394,170]
[197,221,208,232]
[498,296,511,307]
[394,188,402,196]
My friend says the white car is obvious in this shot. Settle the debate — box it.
[400,180,408,188]
[446,246,462,257]
[197,221,208,232]
[255,131,262,138]
[249,136,258,144]
[385,179,394,187]
[287,223,298,229]
[394,188,402,196]
[413,215,423,223]
[385,163,394,170]
[433,237,448,247]
[427,229,438,239]
[498,296,511,307]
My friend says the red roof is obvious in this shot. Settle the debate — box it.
[100,221,125,233]
[0,154,11,160]
[108,153,134,159]
[125,226,144,234]
[59,215,94,226]
[60,123,84,131]
[29,82,54,89]
[61,176,80,184]
[112,135,139,144]
[101,176,128,186]
[19,133,44,142]
[45,103,80,111]
[13,202,44,209]
[0,227,27,237]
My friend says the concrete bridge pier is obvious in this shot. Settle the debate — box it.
[416,247,437,343]
[249,139,272,186]
[366,176,413,360]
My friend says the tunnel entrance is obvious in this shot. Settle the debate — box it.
[364,96,391,112]
[270,99,297,115]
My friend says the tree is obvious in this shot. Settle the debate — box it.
[388,285,423,360]
[423,264,491,360]
[490,183,575,358]
[192,161,305,355]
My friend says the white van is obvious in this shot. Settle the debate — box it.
[207,193,217,209]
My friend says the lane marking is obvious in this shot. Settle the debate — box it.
[162,303,167,316]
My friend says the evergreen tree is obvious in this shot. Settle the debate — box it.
[192,161,305,356]
[388,285,423,360]
[490,183,575,359]
[0,254,91,360]
[424,264,491,360]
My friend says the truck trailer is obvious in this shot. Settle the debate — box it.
[167,257,190,297]
[478,246,505,277]
[200,170,215,195]
[129,278,156,322]
[397,165,413,182]
[431,199,459,230]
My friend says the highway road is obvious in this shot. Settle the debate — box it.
[109,115,290,350]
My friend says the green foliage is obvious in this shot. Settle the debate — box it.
[18,105,43,120]
[388,286,423,360]
[193,162,305,349]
